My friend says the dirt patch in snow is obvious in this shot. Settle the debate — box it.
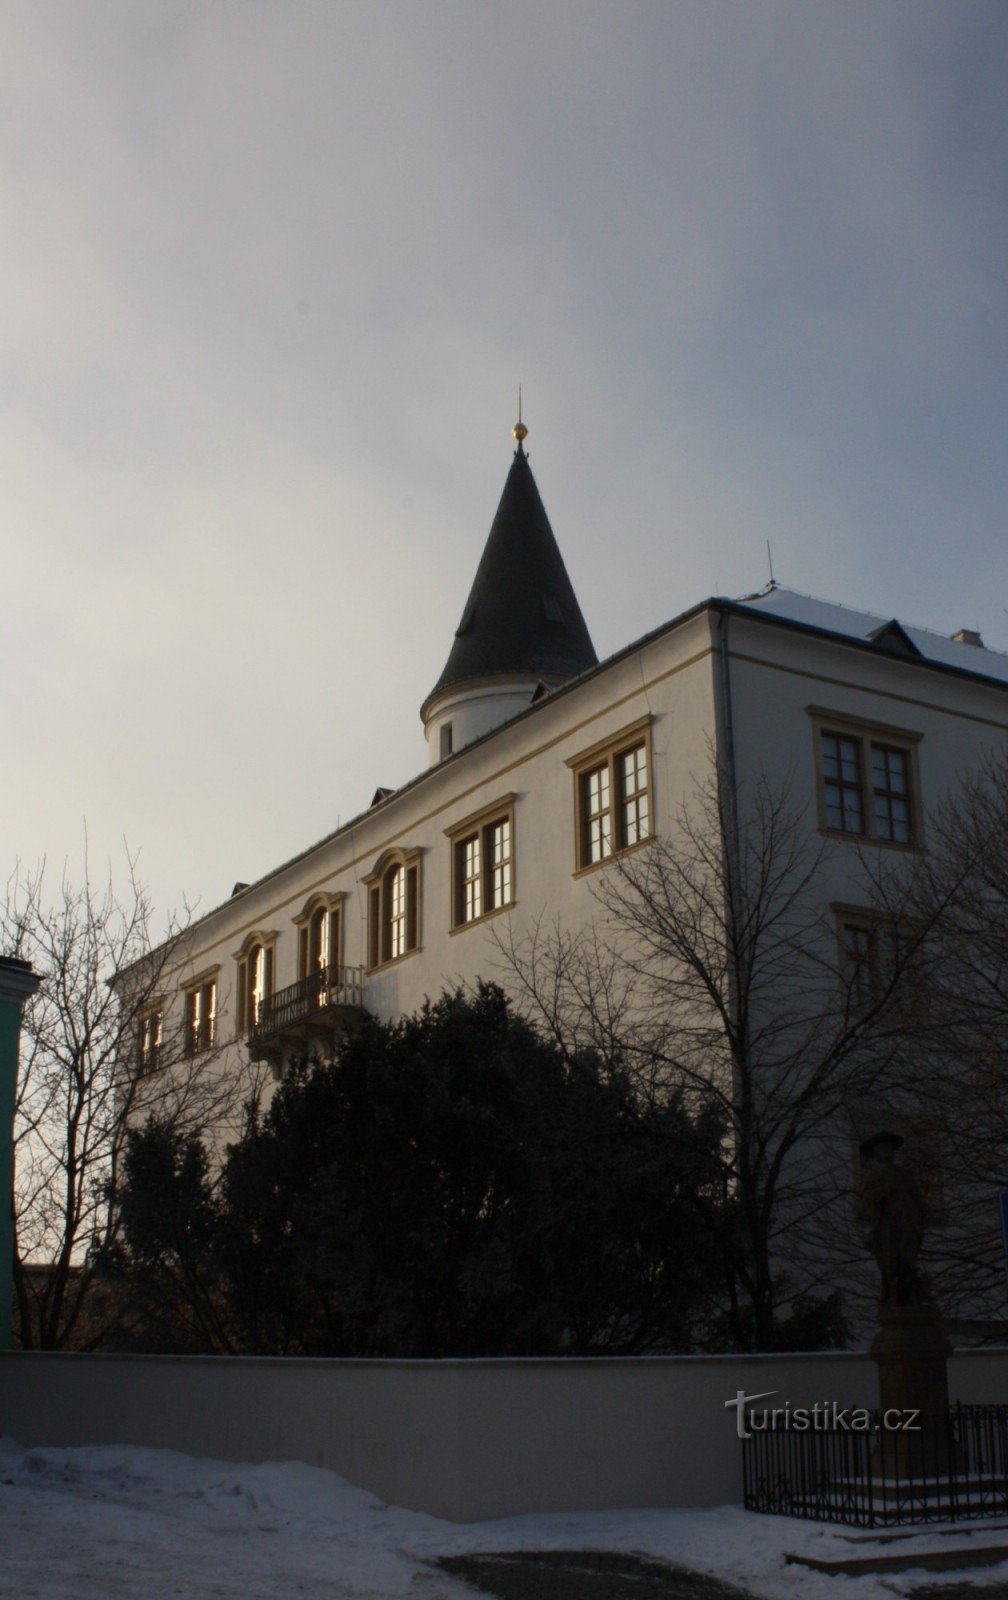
[438,1550,758,1600]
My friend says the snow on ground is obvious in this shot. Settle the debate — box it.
[1,1435,1006,1600]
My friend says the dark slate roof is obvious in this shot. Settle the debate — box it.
[423,445,598,714]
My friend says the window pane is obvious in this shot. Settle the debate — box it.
[461,834,481,923]
[489,818,512,908]
[140,1010,162,1070]
[185,990,198,1054]
[587,766,609,815]
[583,764,613,863]
[388,866,406,958]
[310,907,329,972]
[821,733,864,834]
[250,945,264,1022]
[872,745,911,844]
[619,742,649,847]
[842,923,872,1008]
[196,980,217,1051]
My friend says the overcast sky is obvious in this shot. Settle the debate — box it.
[4,1,1007,924]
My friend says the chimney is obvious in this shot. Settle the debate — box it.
[950,628,984,648]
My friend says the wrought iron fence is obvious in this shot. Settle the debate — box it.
[742,1403,1008,1526]
[251,964,365,1040]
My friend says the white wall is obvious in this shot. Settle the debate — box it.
[2,1348,1005,1522]
[158,603,1008,1078]
[151,607,719,1066]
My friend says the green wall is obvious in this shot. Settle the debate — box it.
[0,960,39,1349]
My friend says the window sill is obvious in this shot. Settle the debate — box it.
[366,947,421,975]
[450,902,515,936]
[572,836,652,879]
[818,827,920,853]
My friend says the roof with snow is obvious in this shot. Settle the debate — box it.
[731,585,1008,686]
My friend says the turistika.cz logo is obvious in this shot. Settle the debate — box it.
[724,1389,921,1440]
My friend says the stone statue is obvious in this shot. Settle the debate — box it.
[857,1130,932,1306]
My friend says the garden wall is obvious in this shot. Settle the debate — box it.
[1,1347,1004,1521]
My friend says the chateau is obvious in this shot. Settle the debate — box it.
[133,421,1008,1170]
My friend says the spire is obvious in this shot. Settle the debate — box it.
[512,386,527,450]
[421,419,598,725]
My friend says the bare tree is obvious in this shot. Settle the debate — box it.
[4,850,262,1349]
[496,762,931,1350]
[893,747,1008,1324]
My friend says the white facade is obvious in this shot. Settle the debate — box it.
[155,601,717,1050]
[147,582,1008,1081]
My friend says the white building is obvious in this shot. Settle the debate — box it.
[133,421,1008,1318]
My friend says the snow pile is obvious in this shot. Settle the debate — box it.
[1,1435,1006,1599]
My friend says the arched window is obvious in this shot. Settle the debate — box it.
[309,903,329,970]
[235,935,275,1035]
[183,971,218,1056]
[364,849,421,969]
[295,894,342,1002]
[137,1006,163,1074]
[386,863,407,960]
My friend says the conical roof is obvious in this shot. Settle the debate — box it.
[423,443,598,718]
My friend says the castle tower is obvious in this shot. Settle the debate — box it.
[421,418,598,764]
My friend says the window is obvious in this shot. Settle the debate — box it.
[137,1007,163,1074]
[235,936,275,1035]
[836,907,910,1011]
[583,763,612,864]
[566,718,652,872]
[183,975,217,1056]
[821,733,864,834]
[840,920,873,1010]
[364,849,422,968]
[446,797,516,930]
[296,896,342,1001]
[439,723,454,760]
[810,709,921,848]
[871,746,911,844]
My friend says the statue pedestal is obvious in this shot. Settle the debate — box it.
[870,1302,955,1476]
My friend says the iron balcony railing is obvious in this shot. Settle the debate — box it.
[742,1402,1008,1527]
[250,964,365,1042]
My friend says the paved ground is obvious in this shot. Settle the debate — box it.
[438,1551,757,1600]
[438,1550,1008,1600]
[903,1587,1008,1599]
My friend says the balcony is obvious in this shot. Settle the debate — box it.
[247,964,366,1065]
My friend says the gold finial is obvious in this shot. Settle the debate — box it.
[512,385,528,445]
